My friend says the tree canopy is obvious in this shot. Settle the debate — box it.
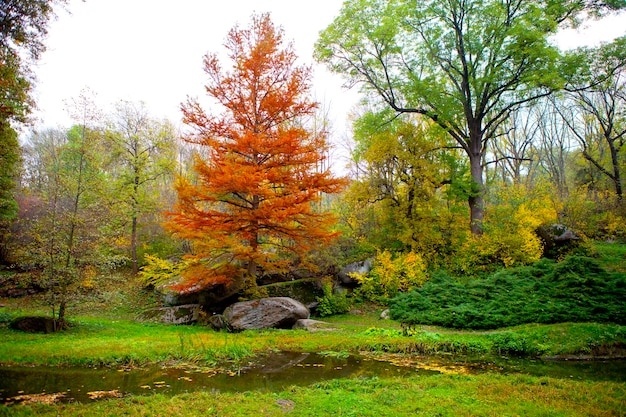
[315,0,626,234]
[166,14,346,296]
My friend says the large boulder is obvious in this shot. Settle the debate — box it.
[139,304,199,325]
[156,282,240,313]
[223,297,309,331]
[536,224,581,259]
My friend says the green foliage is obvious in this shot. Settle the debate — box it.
[390,254,626,329]
[315,278,351,317]
[354,250,428,303]
[0,121,20,221]
[0,310,13,324]
[105,101,178,274]
[489,332,546,356]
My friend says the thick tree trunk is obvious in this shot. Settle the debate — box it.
[468,125,484,235]
[609,141,623,203]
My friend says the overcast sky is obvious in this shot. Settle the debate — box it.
[32,0,356,129]
[32,0,626,151]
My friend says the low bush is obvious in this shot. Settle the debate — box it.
[353,250,428,303]
[390,255,626,329]
[315,279,352,317]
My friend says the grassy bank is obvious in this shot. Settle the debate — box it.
[0,312,625,367]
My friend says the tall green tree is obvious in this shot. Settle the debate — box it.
[1,0,66,261]
[316,0,625,234]
[345,109,467,260]
[17,91,106,325]
[106,101,177,275]
[19,123,105,326]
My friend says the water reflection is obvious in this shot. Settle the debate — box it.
[1,352,624,404]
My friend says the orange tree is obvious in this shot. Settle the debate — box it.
[166,14,346,297]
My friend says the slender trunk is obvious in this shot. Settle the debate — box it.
[65,125,87,269]
[131,215,138,275]
[57,300,66,330]
[131,165,140,275]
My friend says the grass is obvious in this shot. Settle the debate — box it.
[0,312,624,367]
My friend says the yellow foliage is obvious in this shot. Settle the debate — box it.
[603,212,626,240]
[455,183,558,275]
[355,250,428,299]
[80,265,97,288]
[139,254,187,287]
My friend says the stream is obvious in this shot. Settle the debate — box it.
[1,352,624,404]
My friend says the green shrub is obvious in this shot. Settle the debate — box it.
[390,253,626,329]
[316,279,352,317]
[490,332,546,356]
[0,311,13,324]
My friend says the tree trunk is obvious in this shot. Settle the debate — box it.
[56,300,66,331]
[609,139,623,203]
[468,126,484,235]
[131,215,138,275]
[244,194,260,297]
[131,167,140,275]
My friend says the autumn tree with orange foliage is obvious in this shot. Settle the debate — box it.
[166,14,346,297]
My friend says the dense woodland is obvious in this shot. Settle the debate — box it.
[1,0,625,326]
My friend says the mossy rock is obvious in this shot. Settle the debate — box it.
[262,278,323,305]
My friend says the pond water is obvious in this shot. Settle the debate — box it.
[1,352,624,404]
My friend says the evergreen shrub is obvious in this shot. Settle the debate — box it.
[390,256,626,329]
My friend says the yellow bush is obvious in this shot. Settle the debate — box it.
[355,250,428,299]
[455,184,558,275]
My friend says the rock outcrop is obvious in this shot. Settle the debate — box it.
[292,318,336,332]
[139,304,199,325]
[338,259,373,286]
[536,224,580,259]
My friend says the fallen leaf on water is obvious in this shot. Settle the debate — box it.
[178,376,193,382]
[87,390,123,400]
[9,392,66,405]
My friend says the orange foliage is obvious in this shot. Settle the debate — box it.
[166,14,346,293]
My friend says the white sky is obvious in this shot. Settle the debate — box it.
[31,0,626,163]
[32,0,357,129]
